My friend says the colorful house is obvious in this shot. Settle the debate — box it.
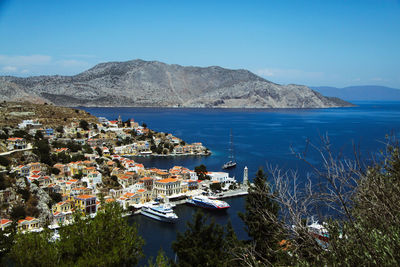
[7,137,27,150]
[17,216,41,232]
[74,194,97,215]
[154,178,181,197]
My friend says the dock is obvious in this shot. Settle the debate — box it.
[214,186,249,199]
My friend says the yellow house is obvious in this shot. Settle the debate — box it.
[17,216,41,232]
[181,181,188,193]
[68,162,79,176]
[74,194,97,215]
[1,219,12,230]
[52,200,74,213]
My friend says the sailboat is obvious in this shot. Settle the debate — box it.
[222,129,237,169]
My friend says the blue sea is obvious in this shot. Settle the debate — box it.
[79,101,400,263]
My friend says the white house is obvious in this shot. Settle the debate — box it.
[208,172,236,184]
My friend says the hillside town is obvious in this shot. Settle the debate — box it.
[0,114,238,232]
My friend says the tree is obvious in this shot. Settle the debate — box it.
[58,202,144,266]
[9,229,59,267]
[73,170,83,180]
[10,205,26,221]
[51,167,61,175]
[0,155,10,167]
[79,120,89,130]
[0,173,11,190]
[56,125,64,133]
[316,140,400,266]
[9,202,144,267]
[0,222,16,264]
[194,164,210,180]
[13,130,28,139]
[33,139,52,165]
[209,182,222,192]
[82,144,93,154]
[34,130,43,140]
[172,210,236,267]
[49,191,62,205]
[238,168,283,264]
[147,249,171,267]
[66,141,82,152]
[95,146,103,157]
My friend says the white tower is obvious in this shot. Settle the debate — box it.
[243,166,248,185]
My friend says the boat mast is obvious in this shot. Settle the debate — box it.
[229,128,235,162]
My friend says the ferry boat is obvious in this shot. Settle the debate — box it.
[141,203,178,223]
[187,195,230,210]
[307,217,329,247]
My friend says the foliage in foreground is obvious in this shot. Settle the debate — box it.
[172,210,238,267]
[8,202,144,267]
[3,137,400,266]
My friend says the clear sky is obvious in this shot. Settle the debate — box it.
[0,0,399,88]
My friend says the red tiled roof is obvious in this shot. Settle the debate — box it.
[1,219,12,225]
[75,194,95,200]
[156,178,178,184]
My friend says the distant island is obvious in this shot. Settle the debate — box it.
[312,85,400,101]
[0,59,353,108]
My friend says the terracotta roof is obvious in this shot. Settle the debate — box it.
[75,194,95,200]
[7,137,23,141]
[156,178,178,184]
[72,187,87,191]
[1,219,11,225]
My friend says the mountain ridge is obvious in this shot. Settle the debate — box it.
[312,85,400,101]
[0,59,353,108]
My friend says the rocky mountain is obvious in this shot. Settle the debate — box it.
[312,85,400,101]
[0,59,353,108]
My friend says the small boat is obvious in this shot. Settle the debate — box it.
[141,203,178,223]
[187,195,230,210]
[222,160,237,169]
[307,217,329,247]
[222,129,237,169]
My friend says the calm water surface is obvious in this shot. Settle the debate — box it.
[79,101,400,263]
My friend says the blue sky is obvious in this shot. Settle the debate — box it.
[0,0,399,87]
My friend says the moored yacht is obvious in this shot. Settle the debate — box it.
[187,195,230,210]
[141,203,178,223]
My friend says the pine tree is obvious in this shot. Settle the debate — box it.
[172,210,235,267]
[239,168,283,264]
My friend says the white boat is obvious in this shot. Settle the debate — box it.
[187,195,230,210]
[222,160,237,169]
[141,203,178,223]
[307,217,329,247]
[222,129,237,169]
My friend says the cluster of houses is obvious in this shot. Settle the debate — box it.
[0,116,234,233]
[4,116,208,156]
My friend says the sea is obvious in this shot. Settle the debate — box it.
[79,101,400,263]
